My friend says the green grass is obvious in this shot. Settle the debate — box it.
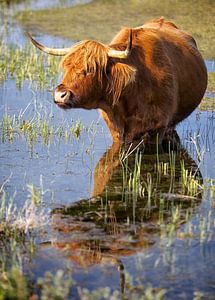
[0,43,60,89]
[199,100,215,112]
[120,146,203,203]
[0,267,29,300]
[0,17,214,111]
[0,145,215,299]
[0,0,26,4]
[79,285,166,300]
[0,113,84,147]
[16,0,215,59]
[207,73,215,92]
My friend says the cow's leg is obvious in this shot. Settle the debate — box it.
[99,109,121,142]
[92,141,121,197]
[123,114,168,144]
[161,127,181,150]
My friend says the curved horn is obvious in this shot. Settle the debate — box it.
[108,29,132,59]
[26,32,71,56]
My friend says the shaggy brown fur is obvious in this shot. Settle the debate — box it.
[55,17,207,143]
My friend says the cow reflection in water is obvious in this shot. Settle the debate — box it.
[51,135,202,282]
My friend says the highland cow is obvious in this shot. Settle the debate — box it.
[28,18,207,143]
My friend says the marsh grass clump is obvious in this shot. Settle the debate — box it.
[64,120,83,141]
[1,114,15,143]
[0,182,73,300]
[0,266,29,300]
[0,267,73,300]
[207,72,215,92]
[0,191,17,234]
[0,199,35,300]
[0,180,49,236]
[177,179,215,243]
[117,145,205,249]
[158,179,215,263]
[27,183,41,205]
[0,239,73,300]
[160,204,184,243]
[0,43,60,88]
[120,146,203,205]
[180,160,203,197]
[121,149,143,199]
[78,284,166,300]
[37,270,73,300]
[0,195,46,235]
[0,113,84,147]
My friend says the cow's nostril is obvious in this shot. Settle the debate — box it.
[61,91,67,98]
[54,89,71,103]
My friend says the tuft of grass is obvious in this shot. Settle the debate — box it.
[16,0,215,59]
[200,97,215,111]
[0,191,49,234]
[120,146,203,205]
[121,149,143,199]
[180,160,203,197]
[0,113,84,147]
[78,282,166,300]
[37,270,73,300]
[0,182,72,300]
[200,72,215,111]
[207,72,215,92]
[0,43,60,88]
[0,266,29,300]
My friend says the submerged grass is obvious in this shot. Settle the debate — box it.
[0,144,215,299]
[16,0,215,59]
[0,183,169,299]
[0,254,73,300]
[78,285,166,300]
[0,43,60,88]
[0,2,215,297]
[0,267,29,300]
[0,183,45,299]
[0,184,48,234]
[120,147,203,203]
[0,113,84,147]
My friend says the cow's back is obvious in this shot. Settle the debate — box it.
[110,19,207,127]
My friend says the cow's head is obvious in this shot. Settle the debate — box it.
[27,31,136,109]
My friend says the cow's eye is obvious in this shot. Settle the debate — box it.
[76,70,86,76]
[86,71,93,76]
[77,70,93,77]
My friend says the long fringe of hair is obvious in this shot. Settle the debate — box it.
[60,40,136,105]
[107,62,136,105]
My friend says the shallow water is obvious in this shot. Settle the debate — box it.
[0,80,108,205]
[1,1,215,299]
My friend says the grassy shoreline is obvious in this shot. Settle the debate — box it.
[16,0,215,59]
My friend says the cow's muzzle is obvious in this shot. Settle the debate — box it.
[54,85,74,109]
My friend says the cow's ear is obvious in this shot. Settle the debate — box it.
[107,63,136,105]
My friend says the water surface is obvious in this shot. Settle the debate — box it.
[0,1,215,299]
